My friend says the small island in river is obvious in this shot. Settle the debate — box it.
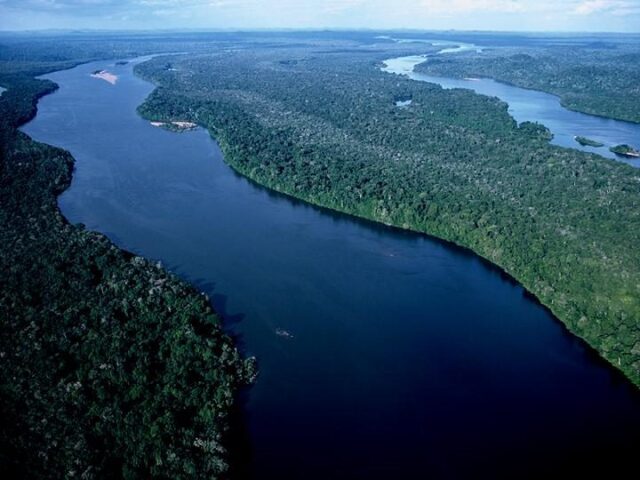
[610,144,640,158]
[90,69,118,85]
[574,136,604,147]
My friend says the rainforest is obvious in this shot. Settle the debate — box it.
[1,30,639,479]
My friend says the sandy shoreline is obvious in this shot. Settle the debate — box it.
[150,120,198,131]
[91,70,118,85]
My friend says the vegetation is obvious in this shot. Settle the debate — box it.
[610,144,640,157]
[414,42,640,123]
[135,42,640,387]
[575,136,604,148]
[1,30,639,477]
[0,37,256,479]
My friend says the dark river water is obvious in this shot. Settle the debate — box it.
[21,58,640,478]
[382,46,640,168]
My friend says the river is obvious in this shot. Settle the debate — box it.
[382,43,640,167]
[21,57,640,478]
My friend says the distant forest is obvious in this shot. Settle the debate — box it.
[414,43,640,123]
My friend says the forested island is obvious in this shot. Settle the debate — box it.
[575,136,604,147]
[610,144,640,157]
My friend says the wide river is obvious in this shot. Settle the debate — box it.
[382,42,640,167]
[22,57,640,478]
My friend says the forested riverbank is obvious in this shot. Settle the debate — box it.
[413,43,640,124]
[0,39,255,479]
[135,43,640,388]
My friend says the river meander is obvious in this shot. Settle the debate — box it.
[382,43,640,167]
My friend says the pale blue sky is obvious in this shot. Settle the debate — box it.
[1,0,639,32]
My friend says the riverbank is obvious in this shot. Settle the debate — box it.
[411,44,640,125]
[134,48,640,390]
[150,120,198,131]
[383,53,640,166]
[212,130,640,390]
[1,63,253,478]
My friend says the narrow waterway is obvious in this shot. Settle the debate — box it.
[21,57,640,479]
[382,44,640,167]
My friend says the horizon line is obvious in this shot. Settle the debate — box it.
[0,27,639,36]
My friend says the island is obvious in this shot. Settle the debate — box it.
[1,46,254,478]
[90,69,118,85]
[610,144,640,158]
[574,136,604,148]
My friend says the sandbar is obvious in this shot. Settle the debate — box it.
[91,70,118,85]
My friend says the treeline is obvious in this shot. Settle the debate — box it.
[0,39,256,478]
[414,44,640,123]
[136,44,640,387]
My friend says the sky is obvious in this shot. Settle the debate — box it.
[1,0,640,32]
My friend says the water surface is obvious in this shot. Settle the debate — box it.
[21,58,640,479]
